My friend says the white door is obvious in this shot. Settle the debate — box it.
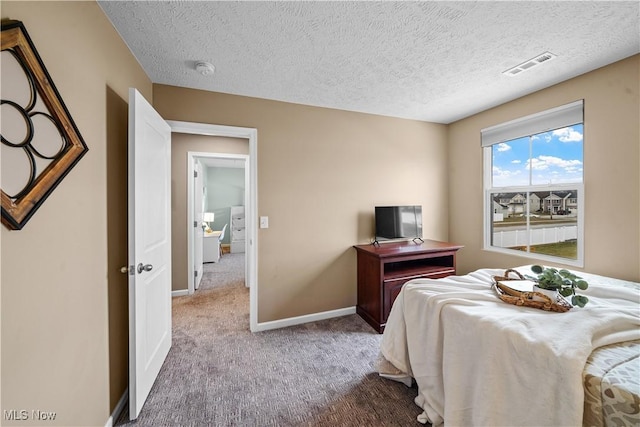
[194,161,204,289]
[127,88,172,420]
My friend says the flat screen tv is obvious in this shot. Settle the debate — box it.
[374,205,423,243]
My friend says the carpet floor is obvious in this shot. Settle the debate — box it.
[116,253,420,426]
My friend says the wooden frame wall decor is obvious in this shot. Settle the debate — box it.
[1,20,88,230]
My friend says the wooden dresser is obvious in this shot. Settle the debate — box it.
[353,240,463,333]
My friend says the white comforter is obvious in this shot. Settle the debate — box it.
[380,266,640,427]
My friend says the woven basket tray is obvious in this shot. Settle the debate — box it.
[492,269,572,313]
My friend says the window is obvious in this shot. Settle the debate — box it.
[482,100,584,266]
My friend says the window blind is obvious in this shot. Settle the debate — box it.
[481,100,583,147]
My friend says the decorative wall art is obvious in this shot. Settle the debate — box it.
[1,20,88,230]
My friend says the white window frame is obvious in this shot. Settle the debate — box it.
[482,100,585,267]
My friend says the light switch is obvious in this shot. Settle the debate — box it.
[259,216,269,229]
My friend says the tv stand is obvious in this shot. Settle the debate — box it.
[372,237,424,246]
[353,239,463,333]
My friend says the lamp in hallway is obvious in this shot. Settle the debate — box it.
[203,212,215,233]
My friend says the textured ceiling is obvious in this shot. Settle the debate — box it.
[99,1,639,124]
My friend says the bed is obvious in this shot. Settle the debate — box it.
[378,266,640,426]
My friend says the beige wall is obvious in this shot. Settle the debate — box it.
[1,2,152,425]
[171,134,249,291]
[448,55,640,282]
[154,85,449,322]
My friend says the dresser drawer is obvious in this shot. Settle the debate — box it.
[232,228,246,240]
[231,240,245,253]
[382,269,455,322]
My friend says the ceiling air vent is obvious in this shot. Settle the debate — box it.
[503,51,557,77]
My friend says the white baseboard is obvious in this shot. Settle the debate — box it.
[252,306,356,332]
[105,388,128,427]
[172,289,189,297]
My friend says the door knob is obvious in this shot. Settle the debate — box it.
[137,263,153,274]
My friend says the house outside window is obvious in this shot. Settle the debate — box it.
[482,100,584,267]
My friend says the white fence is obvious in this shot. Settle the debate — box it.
[493,225,577,248]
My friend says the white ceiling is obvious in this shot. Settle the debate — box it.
[99,1,639,124]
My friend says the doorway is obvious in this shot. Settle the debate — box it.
[168,121,258,333]
[190,152,248,288]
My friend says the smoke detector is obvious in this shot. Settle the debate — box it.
[503,52,557,77]
[195,61,215,76]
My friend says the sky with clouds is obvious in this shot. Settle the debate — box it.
[492,124,583,187]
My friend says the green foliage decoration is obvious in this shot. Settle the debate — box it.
[526,265,590,308]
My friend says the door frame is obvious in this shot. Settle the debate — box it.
[168,120,258,332]
[192,159,204,290]
[187,152,249,291]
